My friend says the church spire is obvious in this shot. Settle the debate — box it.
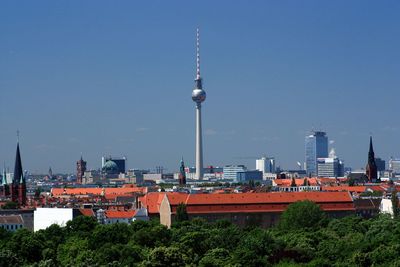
[13,138,23,185]
[366,136,378,183]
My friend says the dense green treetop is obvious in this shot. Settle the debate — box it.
[1,201,400,266]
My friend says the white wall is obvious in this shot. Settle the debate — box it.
[34,208,74,231]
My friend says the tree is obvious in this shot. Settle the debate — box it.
[1,201,18,209]
[199,248,232,267]
[175,203,189,223]
[279,200,327,231]
[392,190,399,218]
[141,246,188,267]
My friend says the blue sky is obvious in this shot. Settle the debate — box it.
[1,1,399,173]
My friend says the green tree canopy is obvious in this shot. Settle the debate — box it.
[279,200,327,231]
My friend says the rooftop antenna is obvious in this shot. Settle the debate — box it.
[196,27,201,80]
[17,130,20,143]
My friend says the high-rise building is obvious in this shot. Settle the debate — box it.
[192,28,207,180]
[223,165,247,180]
[76,156,87,184]
[305,131,328,176]
[389,158,400,174]
[375,157,386,172]
[256,157,276,174]
[317,158,344,177]
[366,137,378,182]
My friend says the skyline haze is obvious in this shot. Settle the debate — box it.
[1,1,399,173]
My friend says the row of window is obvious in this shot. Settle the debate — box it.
[0,224,23,230]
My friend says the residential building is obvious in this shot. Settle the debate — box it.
[0,215,24,232]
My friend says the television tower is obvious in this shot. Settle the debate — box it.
[192,28,206,180]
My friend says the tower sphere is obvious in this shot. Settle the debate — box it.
[192,88,206,103]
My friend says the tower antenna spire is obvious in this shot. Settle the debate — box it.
[196,27,200,80]
[17,130,20,143]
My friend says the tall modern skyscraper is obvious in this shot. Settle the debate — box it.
[192,28,206,180]
[305,131,328,176]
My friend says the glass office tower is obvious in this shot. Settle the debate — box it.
[305,131,328,176]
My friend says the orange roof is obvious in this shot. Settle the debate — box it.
[79,208,95,217]
[162,191,354,214]
[273,178,319,187]
[138,192,189,214]
[184,191,352,205]
[105,210,137,219]
[321,186,367,193]
[51,187,146,196]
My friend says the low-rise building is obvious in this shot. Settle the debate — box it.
[0,215,24,232]
[158,191,355,228]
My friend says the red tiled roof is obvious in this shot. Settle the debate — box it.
[105,210,137,219]
[321,186,367,193]
[164,192,354,214]
[79,209,95,217]
[138,192,188,214]
[51,187,145,196]
[273,178,319,187]
[184,191,351,205]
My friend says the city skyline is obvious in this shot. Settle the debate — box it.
[1,1,400,173]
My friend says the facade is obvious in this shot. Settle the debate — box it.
[0,215,24,232]
[256,157,276,174]
[158,192,355,228]
[223,165,247,180]
[34,208,95,231]
[317,157,344,177]
[375,157,386,172]
[305,131,328,176]
[76,156,87,184]
[366,137,378,182]
[389,158,400,174]
[236,170,263,183]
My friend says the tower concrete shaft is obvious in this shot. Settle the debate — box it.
[195,103,204,180]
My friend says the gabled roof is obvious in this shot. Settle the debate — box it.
[138,192,189,214]
[0,215,23,224]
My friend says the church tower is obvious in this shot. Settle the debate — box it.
[76,156,87,184]
[179,158,187,185]
[11,137,26,206]
[366,137,378,183]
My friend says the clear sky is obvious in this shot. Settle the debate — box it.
[1,1,399,174]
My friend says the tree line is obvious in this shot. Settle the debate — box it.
[1,200,400,266]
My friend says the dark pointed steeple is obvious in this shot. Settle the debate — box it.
[366,136,378,183]
[13,142,23,185]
